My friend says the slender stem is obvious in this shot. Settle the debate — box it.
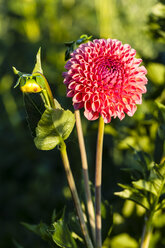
[75,110,96,243]
[95,116,104,248]
[140,214,153,248]
[41,89,51,107]
[33,72,55,108]
[60,140,94,248]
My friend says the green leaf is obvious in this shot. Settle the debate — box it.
[155,101,165,122]
[52,219,77,248]
[64,34,92,60]
[22,222,51,241]
[157,198,165,210]
[35,74,47,89]
[64,41,75,61]
[51,108,75,140]
[34,107,75,150]
[158,124,165,140]
[128,146,152,179]
[115,187,150,209]
[76,34,92,45]
[34,108,61,150]
[132,179,160,196]
[12,66,24,77]
[32,47,43,74]
[54,98,62,109]
[155,160,165,178]
[67,212,84,247]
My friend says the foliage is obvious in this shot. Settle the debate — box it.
[115,158,165,212]
[148,0,165,42]
[0,0,165,248]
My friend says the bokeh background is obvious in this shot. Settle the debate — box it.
[0,0,165,247]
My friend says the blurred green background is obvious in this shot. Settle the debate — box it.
[0,0,165,247]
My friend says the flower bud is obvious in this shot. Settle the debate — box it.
[20,79,42,93]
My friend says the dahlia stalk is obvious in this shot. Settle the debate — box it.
[60,140,94,248]
[75,109,96,243]
[95,116,104,248]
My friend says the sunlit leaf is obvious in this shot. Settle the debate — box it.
[32,47,43,74]
[155,161,165,178]
[132,179,160,196]
[34,107,75,150]
[52,219,77,248]
[115,186,150,210]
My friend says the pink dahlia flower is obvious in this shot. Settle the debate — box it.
[63,39,147,123]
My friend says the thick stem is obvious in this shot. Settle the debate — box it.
[60,141,93,248]
[95,116,104,248]
[75,110,96,243]
[140,214,153,248]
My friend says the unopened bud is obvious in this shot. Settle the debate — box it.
[20,79,42,93]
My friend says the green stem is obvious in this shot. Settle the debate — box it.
[60,140,94,248]
[33,72,55,108]
[41,89,51,108]
[95,116,104,248]
[75,110,96,244]
[140,213,153,248]
[141,174,165,248]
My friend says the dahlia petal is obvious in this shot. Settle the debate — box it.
[62,72,68,78]
[72,74,80,80]
[73,102,84,110]
[83,94,90,101]
[92,100,100,112]
[118,112,125,120]
[101,110,111,123]
[67,90,75,97]
[64,61,72,70]
[73,92,83,103]
[68,81,77,89]
[84,109,99,121]
[75,84,84,91]
[85,100,92,112]
[126,105,137,116]
[71,64,80,69]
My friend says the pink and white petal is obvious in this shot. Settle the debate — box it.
[126,105,137,116]
[68,81,77,90]
[101,111,111,123]
[72,92,83,103]
[84,109,99,121]
[92,100,100,112]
